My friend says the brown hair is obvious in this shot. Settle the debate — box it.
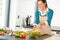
[38,0,48,7]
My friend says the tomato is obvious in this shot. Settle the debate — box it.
[22,34,26,38]
[20,34,23,38]
[19,32,26,38]
[0,32,4,35]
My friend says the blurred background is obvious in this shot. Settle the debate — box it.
[0,0,60,30]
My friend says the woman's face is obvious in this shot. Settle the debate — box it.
[38,1,46,10]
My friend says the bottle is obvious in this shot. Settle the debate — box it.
[25,15,31,26]
[16,16,20,27]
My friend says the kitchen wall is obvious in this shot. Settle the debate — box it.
[9,0,17,30]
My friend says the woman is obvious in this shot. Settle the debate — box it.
[33,0,54,35]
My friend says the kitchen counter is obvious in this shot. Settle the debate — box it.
[0,32,60,40]
[0,27,60,40]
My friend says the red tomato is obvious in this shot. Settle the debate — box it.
[20,34,23,38]
[19,33,26,38]
[0,32,4,35]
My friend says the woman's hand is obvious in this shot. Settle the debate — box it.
[33,23,51,35]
